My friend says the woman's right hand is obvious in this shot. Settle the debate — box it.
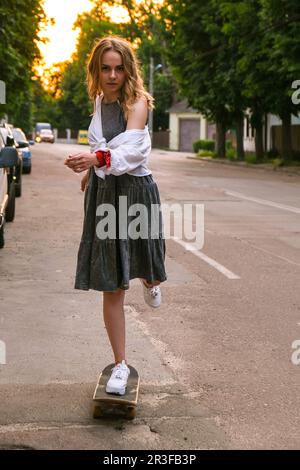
[81,171,89,192]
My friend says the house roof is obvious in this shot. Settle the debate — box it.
[168,99,199,114]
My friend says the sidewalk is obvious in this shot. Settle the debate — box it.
[187,155,300,175]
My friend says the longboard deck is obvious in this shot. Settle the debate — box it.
[92,364,139,419]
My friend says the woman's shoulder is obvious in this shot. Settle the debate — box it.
[126,95,148,129]
[131,95,148,112]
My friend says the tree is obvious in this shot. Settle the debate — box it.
[259,0,300,160]
[160,0,245,158]
[0,0,48,132]
[31,75,61,132]
[53,1,174,132]
[216,0,270,160]
[217,0,300,161]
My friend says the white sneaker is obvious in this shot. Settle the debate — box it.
[140,279,161,308]
[106,360,130,396]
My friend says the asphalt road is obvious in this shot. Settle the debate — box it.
[0,142,299,450]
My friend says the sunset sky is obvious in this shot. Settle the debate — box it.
[37,0,130,72]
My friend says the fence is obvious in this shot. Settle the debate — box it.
[272,125,300,153]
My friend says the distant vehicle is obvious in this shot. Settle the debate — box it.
[37,128,55,144]
[11,127,32,174]
[0,133,19,248]
[0,124,23,197]
[77,130,88,145]
[35,122,52,142]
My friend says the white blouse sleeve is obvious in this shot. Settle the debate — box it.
[106,144,147,176]
[94,129,151,178]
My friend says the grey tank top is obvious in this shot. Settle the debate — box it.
[101,99,149,142]
[101,100,126,142]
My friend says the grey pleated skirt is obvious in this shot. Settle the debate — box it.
[74,168,167,292]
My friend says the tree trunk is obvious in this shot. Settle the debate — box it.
[216,121,226,158]
[235,114,245,161]
[280,110,292,161]
[254,121,264,161]
[264,113,268,153]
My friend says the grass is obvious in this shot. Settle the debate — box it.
[197,150,216,158]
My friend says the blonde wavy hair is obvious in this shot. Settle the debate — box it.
[87,36,154,119]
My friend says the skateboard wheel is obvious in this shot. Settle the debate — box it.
[126,407,136,420]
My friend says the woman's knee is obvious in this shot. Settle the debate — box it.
[103,288,125,299]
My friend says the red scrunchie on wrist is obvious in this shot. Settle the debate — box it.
[95,149,111,168]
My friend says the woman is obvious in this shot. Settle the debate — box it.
[64,36,167,395]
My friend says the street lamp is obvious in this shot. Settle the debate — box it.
[148,57,162,142]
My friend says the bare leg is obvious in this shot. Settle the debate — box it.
[103,289,126,364]
[141,279,161,288]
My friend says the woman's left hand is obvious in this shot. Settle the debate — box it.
[64,152,98,173]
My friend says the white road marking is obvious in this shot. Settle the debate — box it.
[225,190,300,215]
[239,239,300,268]
[172,237,240,279]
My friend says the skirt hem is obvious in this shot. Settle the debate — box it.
[74,275,167,293]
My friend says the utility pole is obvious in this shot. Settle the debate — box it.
[148,57,162,142]
[148,56,154,142]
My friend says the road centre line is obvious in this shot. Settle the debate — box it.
[225,190,300,214]
[171,237,240,280]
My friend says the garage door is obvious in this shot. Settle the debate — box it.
[179,119,200,152]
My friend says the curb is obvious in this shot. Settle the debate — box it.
[186,156,300,176]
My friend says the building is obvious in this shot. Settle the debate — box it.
[244,113,300,153]
[168,99,300,154]
[168,99,215,152]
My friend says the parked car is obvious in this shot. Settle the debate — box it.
[11,127,32,174]
[0,135,19,249]
[35,122,52,142]
[0,124,23,197]
[37,128,55,143]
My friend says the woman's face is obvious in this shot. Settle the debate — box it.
[100,50,126,97]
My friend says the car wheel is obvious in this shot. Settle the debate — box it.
[15,173,22,197]
[0,223,4,249]
[23,166,31,175]
[6,182,16,222]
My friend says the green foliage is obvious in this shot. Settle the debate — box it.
[193,139,215,153]
[41,1,175,132]
[226,140,233,150]
[226,148,237,161]
[197,149,216,157]
[31,76,61,131]
[3,0,300,149]
[193,139,233,154]
[0,0,48,132]
[160,0,300,160]
[245,154,258,164]
[161,0,235,126]
[272,157,285,169]
[259,0,300,118]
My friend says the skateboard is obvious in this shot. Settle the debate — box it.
[92,364,139,420]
